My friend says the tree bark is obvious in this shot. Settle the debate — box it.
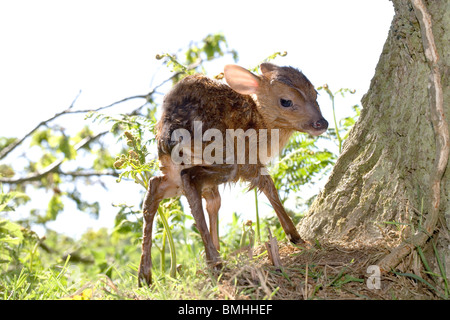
[298,0,449,274]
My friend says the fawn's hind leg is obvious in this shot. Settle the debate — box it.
[138,175,179,287]
[180,165,233,265]
[203,186,221,251]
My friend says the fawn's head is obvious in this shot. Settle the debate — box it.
[224,63,328,136]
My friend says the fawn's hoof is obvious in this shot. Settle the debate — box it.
[289,234,306,245]
[212,259,223,270]
[138,272,152,287]
[206,253,223,271]
[138,264,152,287]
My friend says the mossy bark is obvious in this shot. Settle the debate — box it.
[298,0,449,272]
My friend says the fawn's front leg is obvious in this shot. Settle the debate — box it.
[256,174,304,245]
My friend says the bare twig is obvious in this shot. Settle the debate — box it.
[65,94,149,115]
[0,91,82,160]
[0,132,107,184]
[58,170,119,179]
[265,228,283,269]
[379,0,449,271]
[0,55,215,187]
[255,268,273,298]
[303,264,309,300]
[0,93,152,161]
[0,57,205,162]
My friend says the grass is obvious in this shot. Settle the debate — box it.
[1,207,448,300]
[2,256,73,300]
[1,233,449,300]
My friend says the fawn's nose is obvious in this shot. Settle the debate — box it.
[311,118,328,131]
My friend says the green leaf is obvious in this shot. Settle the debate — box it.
[93,148,116,171]
[0,218,24,245]
[67,190,100,218]
[30,129,52,147]
[0,164,15,178]
[0,137,17,153]
[46,193,64,221]
[0,190,29,213]
[58,135,77,160]
[202,33,226,60]
[269,132,335,201]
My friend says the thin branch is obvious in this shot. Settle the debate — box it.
[379,0,449,271]
[0,92,155,161]
[0,93,151,161]
[0,91,82,160]
[58,170,119,178]
[0,56,209,186]
[64,94,149,115]
[0,55,207,162]
[0,131,107,184]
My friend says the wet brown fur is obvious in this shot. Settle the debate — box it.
[138,63,328,286]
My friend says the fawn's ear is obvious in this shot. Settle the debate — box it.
[260,62,278,76]
[224,65,260,95]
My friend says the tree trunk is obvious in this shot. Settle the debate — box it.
[298,0,449,275]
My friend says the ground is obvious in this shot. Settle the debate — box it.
[59,231,445,300]
[217,240,443,300]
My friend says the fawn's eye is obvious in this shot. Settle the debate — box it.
[280,99,293,108]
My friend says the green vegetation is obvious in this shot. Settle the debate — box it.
[0,33,364,300]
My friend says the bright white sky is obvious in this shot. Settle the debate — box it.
[0,0,394,238]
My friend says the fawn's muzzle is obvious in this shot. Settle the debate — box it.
[308,118,328,136]
[311,118,328,131]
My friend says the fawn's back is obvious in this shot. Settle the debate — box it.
[155,64,327,189]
